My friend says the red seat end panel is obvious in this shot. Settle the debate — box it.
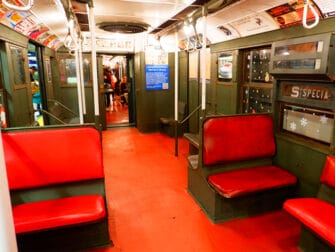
[208,166,297,198]
[283,198,335,247]
[13,195,106,234]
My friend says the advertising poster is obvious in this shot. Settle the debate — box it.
[0,5,9,20]
[14,15,38,36]
[313,0,335,18]
[46,36,62,50]
[29,25,49,40]
[218,53,233,81]
[229,12,278,37]
[266,0,321,28]
[0,4,61,50]
[5,10,30,27]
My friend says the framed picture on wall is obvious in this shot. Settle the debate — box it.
[218,53,233,82]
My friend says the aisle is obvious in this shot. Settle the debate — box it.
[93,128,300,252]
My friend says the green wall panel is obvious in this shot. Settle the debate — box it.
[135,52,175,133]
[275,136,328,197]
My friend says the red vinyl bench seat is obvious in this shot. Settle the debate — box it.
[203,114,297,199]
[13,195,106,234]
[284,198,335,247]
[208,165,297,198]
[187,114,297,223]
[2,126,111,250]
[283,155,335,250]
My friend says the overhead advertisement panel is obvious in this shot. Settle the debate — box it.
[266,1,321,29]
[208,0,326,43]
[313,0,335,18]
[229,12,278,37]
[0,4,62,49]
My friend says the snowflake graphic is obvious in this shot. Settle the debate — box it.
[290,121,297,131]
[320,115,328,124]
[300,117,308,127]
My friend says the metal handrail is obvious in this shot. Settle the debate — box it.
[48,99,78,117]
[34,109,66,125]
[180,105,201,125]
[174,104,202,156]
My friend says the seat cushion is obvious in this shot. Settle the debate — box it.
[208,165,297,198]
[13,195,106,234]
[283,198,335,247]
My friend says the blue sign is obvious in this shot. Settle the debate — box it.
[145,64,169,90]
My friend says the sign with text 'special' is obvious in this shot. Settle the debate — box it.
[283,84,331,101]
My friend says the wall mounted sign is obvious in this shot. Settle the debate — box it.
[145,50,169,90]
[145,64,169,90]
[82,35,135,53]
[283,84,331,101]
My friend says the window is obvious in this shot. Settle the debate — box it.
[281,104,334,144]
[58,55,91,86]
[269,33,335,78]
[10,46,26,85]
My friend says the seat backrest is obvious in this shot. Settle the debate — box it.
[202,114,276,166]
[2,127,104,190]
[320,155,335,188]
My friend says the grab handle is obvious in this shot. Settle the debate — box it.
[302,0,319,29]
[2,0,34,11]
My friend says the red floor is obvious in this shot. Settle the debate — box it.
[92,128,301,252]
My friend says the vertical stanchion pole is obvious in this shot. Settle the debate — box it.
[89,5,100,129]
[201,7,207,113]
[75,47,84,124]
[0,131,17,252]
[174,31,179,156]
[78,38,86,115]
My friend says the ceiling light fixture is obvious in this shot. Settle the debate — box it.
[98,22,150,34]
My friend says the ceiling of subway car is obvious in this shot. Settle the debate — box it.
[64,0,335,42]
[71,0,217,35]
[1,0,335,50]
[70,0,334,45]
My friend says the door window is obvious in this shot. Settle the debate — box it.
[10,45,26,85]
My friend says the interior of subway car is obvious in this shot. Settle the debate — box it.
[0,0,331,130]
[1,0,335,251]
